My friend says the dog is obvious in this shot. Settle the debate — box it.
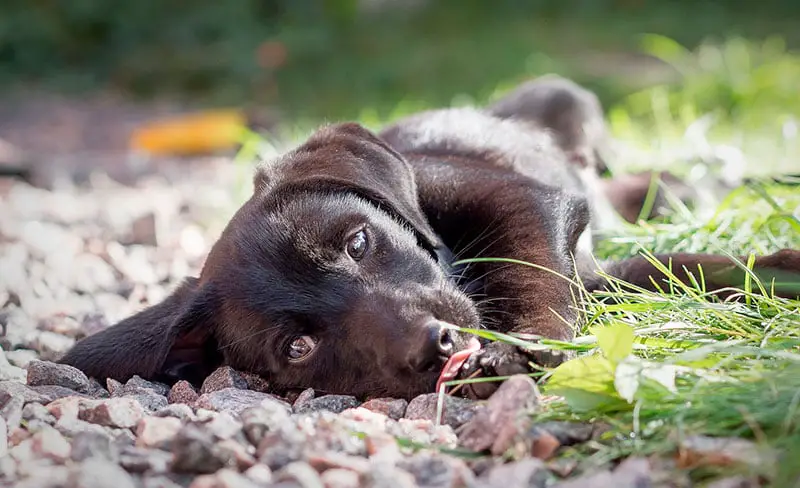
[59,76,800,400]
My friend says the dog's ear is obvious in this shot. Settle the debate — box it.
[58,277,222,385]
[255,122,442,253]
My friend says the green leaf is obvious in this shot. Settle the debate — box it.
[639,33,689,63]
[546,387,624,412]
[591,323,635,363]
[547,354,616,393]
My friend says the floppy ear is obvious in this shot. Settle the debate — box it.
[255,122,443,254]
[58,277,222,386]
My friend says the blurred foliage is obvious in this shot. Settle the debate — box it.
[615,34,800,132]
[3,1,800,121]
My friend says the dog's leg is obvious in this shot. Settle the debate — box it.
[408,160,594,397]
[588,249,800,300]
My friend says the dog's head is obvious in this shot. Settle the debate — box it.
[60,123,480,399]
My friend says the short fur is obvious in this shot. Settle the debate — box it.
[60,77,800,400]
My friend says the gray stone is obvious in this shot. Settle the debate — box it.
[14,465,71,488]
[307,452,371,474]
[241,403,292,446]
[22,402,56,425]
[361,463,417,488]
[115,375,171,397]
[294,395,360,415]
[200,367,248,394]
[26,360,96,394]
[0,379,48,404]
[0,391,24,431]
[405,393,482,429]
[37,315,83,338]
[136,416,182,449]
[154,403,196,420]
[274,461,324,488]
[291,388,315,410]
[78,397,145,428]
[240,372,271,393]
[142,476,186,488]
[361,398,408,420]
[30,426,71,463]
[458,374,540,454]
[244,464,273,485]
[257,427,307,471]
[171,424,236,474]
[397,452,475,488]
[54,416,110,439]
[479,459,550,488]
[4,349,38,368]
[536,421,596,446]
[189,469,261,488]
[195,388,288,416]
[30,385,91,403]
[0,347,26,382]
[70,431,117,462]
[67,458,137,488]
[320,469,360,488]
[119,446,172,474]
[27,331,75,361]
[203,411,243,440]
[127,392,169,413]
[0,417,6,458]
[168,380,199,404]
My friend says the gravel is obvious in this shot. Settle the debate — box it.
[1,152,663,487]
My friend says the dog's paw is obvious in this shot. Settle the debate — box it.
[759,249,800,271]
[458,342,575,400]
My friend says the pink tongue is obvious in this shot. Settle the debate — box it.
[436,337,482,393]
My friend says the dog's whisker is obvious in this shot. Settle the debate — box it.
[452,220,502,260]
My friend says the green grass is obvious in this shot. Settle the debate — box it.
[229,34,800,487]
[439,180,800,485]
[438,178,800,486]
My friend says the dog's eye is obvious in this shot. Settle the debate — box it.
[288,335,316,361]
[346,229,369,261]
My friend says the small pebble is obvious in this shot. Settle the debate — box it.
[405,393,481,429]
[244,464,273,484]
[200,366,248,394]
[67,458,137,488]
[168,380,199,404]
[30,427,71,463]
[155,403,196,420]
[78,397,145,428]
[320,468,360,488]
[361,398,408,420]
[136,416,182,449]
[292,388,315,410]
[458,374,540,454]
[171,424,236,474]
[70,431,116,462]
[294,395,361,414]
[275,461,325,488]
[195,388,288,416]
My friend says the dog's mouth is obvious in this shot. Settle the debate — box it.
[435,337,482,393]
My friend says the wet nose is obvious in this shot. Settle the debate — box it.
[408,318,456,373]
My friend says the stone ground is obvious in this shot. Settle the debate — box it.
[0,96,759,488]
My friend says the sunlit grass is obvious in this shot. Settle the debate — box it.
[228,34,800,485]
[443,182,800,484]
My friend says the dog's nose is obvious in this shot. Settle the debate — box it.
[408,319,456,372]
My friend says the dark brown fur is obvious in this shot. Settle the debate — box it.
[59,78,800,400]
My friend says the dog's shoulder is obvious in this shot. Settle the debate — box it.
[380,107,585,195]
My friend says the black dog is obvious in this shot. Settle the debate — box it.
[60,77,800,400]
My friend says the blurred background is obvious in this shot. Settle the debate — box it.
[1,0,799,172]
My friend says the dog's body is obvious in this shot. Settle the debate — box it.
[60,77,800,400]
